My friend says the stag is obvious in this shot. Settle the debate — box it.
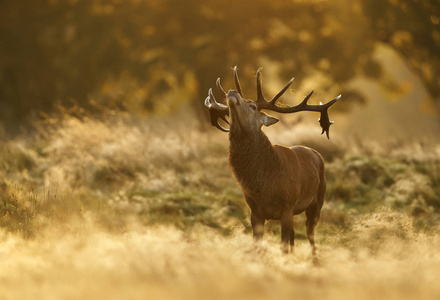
[204,67,340,263]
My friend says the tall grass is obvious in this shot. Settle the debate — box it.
[1,214,440,300]
[1,109,439,299]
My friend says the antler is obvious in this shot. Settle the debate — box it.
[255,68,341,139]
[204,66,245,132]
[204,85,230,132]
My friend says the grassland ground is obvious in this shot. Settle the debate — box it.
[1,110,440,299]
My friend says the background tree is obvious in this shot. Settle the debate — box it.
[0,0,438,128]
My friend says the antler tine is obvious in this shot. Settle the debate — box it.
[216,78,227,98]
[256,68,266,107]
[205,88,230,132]
[270,77,295,103]
[233,66,243,97]
[206,88,223,109]
[318,94,341,138]
[256,68,295,110]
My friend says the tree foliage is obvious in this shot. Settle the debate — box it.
[0,0,439,125]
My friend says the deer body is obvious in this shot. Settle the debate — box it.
[229,128,325,218]
[205,67,340,261]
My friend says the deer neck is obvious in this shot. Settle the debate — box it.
[228,127,280,194]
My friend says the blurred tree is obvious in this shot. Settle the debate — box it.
[0,0,438,127]
[364,0,440,106]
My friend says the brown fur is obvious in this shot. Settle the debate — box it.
[227,90,325,261]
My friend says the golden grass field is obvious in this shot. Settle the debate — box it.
[1,109,440,299]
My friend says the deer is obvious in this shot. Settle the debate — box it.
[204,67,340,264]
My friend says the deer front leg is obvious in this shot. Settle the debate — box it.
[281,211,294,254]
[251,212,265,242]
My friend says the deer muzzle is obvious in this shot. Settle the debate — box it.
[227,90,240,106]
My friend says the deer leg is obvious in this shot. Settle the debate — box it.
[289,227,295,254]
[305,202,322,265]
[266,220,272,236]
[251,212,265,242]
[281,212,294,254]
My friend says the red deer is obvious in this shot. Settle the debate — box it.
[204,67,340,263]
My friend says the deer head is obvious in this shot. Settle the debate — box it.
[204,67,341,138]
[226,89,279,132]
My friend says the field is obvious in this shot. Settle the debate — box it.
[1,109,440,300]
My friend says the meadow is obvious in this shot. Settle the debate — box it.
[1,108,440,300]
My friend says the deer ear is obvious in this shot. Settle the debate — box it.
[260,112,279,127]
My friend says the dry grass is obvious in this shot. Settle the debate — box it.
[1,213,440,300]
[1,110,440,299]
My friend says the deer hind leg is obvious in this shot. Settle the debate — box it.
[305,177,325,265]
[289,227,295,254]
[305,201,323,265]
[281,211,294,254]
[251,212,265,242]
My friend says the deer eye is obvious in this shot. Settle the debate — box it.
[249,104,257,111]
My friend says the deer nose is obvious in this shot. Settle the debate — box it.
[227,90,239,106]
[227,90,238,97]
